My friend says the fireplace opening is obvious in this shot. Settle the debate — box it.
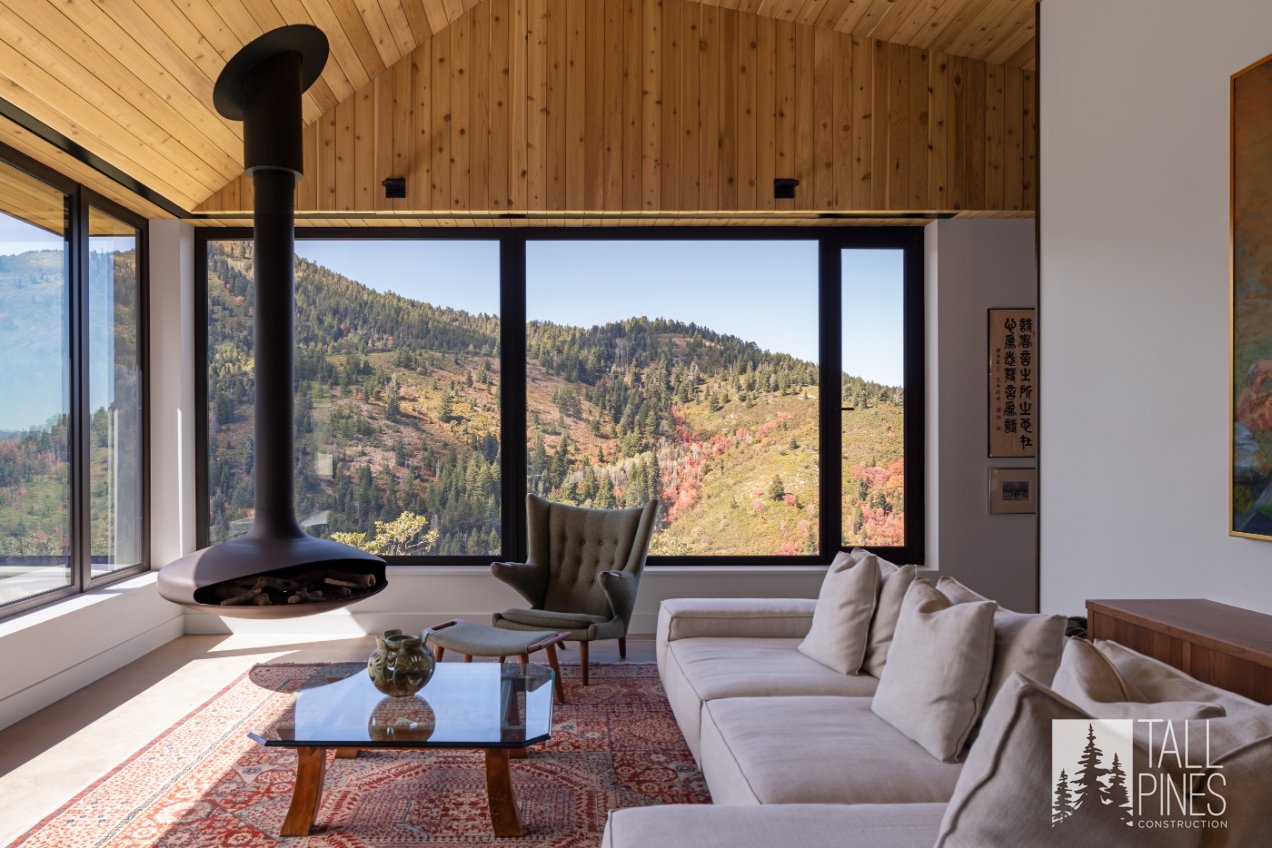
[193,560,387,610]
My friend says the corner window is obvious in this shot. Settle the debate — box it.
[0,151,148,620]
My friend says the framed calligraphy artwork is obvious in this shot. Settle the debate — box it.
[988,308,1036,458]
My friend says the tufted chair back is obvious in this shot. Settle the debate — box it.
[527,494,657,621]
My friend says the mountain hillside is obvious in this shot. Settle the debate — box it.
[204,240,904,556]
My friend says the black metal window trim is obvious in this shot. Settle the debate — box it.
[195,225,924,567]
[0,142,151,622]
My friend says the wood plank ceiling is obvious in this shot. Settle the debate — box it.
[689,0,1036,70]
[0,0,483,213]
[198,0,1035,220]
[0,0,1036,219]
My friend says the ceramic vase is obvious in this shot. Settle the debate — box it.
[367,629,435,696]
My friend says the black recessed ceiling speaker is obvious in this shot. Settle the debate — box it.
[158,26,386,618]
[774,178,800,200]
[382,177,406,199]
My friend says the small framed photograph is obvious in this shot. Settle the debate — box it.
[990,467,1037,514]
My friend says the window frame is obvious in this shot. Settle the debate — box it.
[0,143,150,622]
[195,225,923,567]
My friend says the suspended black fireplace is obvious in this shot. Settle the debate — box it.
[158,26,386,618]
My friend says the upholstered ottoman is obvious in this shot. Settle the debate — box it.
[424,618,568,703]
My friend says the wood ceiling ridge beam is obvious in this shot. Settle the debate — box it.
[296,0,375,90]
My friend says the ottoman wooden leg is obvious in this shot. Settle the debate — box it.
[434,645,445,662]
[545,643,565,704]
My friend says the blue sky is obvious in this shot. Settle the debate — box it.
[296,239,904,385]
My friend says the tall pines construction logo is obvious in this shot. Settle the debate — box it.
[1051,718,1229,834]
[1052,720,1135,828]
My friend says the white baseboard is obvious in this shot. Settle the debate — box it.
[0,614,184,732]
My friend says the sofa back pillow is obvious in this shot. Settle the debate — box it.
[871,579,996,762]
[797,553,880,674]
[934,674,1199,848]
[861,558,918,678]
[937,576,1067,705]
[1052,638,1225,721]
[1092,639,1263,716]
[1204,732,1272,846]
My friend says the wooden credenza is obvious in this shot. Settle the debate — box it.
[1086,599,1272,704]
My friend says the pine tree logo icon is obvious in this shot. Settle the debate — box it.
[1051,720,1135,828]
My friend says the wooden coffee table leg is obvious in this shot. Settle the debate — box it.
[484,748,522,837]
[282,747,327,837]
[334,747,360,759]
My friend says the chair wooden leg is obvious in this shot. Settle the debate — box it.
[434,645,445,662]
[544,643,566,704]
[618,637,627,660]
[464,654,473,663]
[519,653,529,667]
[579,640,589,686]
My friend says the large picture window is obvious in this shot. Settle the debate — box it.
[205,239,501,556]
[199,228,922,565]
[526,240,819,556]
[0,149,148,620]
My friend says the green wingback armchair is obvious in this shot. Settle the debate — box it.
[491,494,658,685]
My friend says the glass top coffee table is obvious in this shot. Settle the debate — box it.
[250,662,555,837]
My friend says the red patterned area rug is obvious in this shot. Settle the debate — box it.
[11,663,707,847]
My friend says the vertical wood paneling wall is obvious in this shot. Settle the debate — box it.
[195,0,1036,215]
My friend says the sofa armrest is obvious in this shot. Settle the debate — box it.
[656,597,817,668]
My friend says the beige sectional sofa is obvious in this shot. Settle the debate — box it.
[602,588,1272,848]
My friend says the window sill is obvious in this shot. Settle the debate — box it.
[0,570,165,637]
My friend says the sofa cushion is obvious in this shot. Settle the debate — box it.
[862,558,919,677]
[663,637,879,761]
[656,597,818,669]
[937,576,1067,703]
[798,552,880,674]
[935,673,1197,848]
[602,803,948,848]
[698,695,963,805]
[872,580,997,762]
[1052,638,1225,720]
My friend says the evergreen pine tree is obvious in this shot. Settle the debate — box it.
[1105,753,1132,825]
[1053,769,1075,825]
[596,473,616,509]
[1069,724,1112,822]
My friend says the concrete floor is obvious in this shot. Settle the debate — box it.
[0,633,654,846]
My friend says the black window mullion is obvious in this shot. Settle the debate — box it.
[818,238,842,562]
[69,188,90,590]
[901,229,926,565]
[500,235,527,562]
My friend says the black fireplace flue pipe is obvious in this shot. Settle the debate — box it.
[157,27,386,618]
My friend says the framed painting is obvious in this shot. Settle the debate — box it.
[988,308,1037,458]
[1232,54,1272,539]
[989,467,1037,515]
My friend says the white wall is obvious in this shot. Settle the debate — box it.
[0,221,194,731]
[150,220,198,567]
[1040,0,1272,615]
[927,219,1038,611]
